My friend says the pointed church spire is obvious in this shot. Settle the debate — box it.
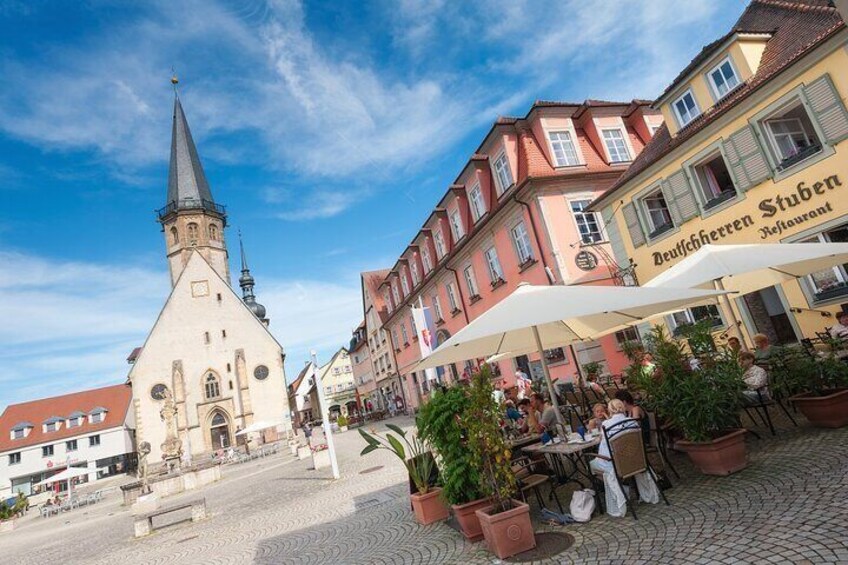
[239,230,269,325]
[166,84,216,210]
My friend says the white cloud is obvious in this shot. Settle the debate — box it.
[0,250,358,405]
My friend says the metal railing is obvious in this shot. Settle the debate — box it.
[157,198,227,220]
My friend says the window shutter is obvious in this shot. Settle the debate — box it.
[621,202,646,248]
[722,125,771,191]
[662,170,699,224]
[804,74,848,144]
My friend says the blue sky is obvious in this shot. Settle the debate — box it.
[0,0,746,405]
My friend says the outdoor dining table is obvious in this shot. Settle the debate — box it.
[522,436,601,490]
[507,434,541,450]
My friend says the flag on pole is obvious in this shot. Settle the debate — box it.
[411,301,439,382]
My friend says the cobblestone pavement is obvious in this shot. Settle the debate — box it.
[2,415,847,564]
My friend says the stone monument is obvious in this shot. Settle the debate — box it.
[159,389,183,471]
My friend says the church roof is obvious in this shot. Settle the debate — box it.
[165,96,217,211]
[0,384,132,453]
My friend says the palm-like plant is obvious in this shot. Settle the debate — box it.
[359,423,435,494]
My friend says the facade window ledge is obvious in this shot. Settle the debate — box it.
[610,160,633,166]
[490,278,506,290]
[469,294,482,304]
[435,318,445,326]
[646,223,680,245]
[412,335,419,341]
[450,308,462,318]
[518,259,538,273]
[811,285,848,304]
[553,163,587,171]
[703,190,738,211]
[403,342,410,348]
[771,144,833,182]
[395,348,401,353]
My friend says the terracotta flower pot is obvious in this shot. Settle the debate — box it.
[411,487,449,525]
[475,499,536,559]
[790,389,848,428]
[451,497,490,541]
[678,429,748,476]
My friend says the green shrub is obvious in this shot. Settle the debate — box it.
[336,414,348,427]
[769,346,848,398]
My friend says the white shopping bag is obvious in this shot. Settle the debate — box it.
[570,489,596,522]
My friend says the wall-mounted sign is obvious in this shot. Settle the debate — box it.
[575,250,598,271]
[652,174,842,267]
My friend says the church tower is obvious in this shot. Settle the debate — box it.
[158,90,230,286]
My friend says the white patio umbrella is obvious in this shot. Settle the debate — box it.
[235,421,281,436]
[645,243,848,346]
[34,465,91,497]
[414,283,729,425]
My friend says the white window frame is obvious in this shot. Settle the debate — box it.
[764,116,817,164]
[468,183,486,221]
[639,186,674,237]
[492,151,513,194]
[569,199,605,244]
[89,412,104,424]
[601,128,632,163]
[8,452,21,465]
[667,305,725,334]
[391,283,400,306]
[400,274,410,296]
[400,322,409,345]
[432,294,443,320]
[410,261,420,287]
[384,290,393,312]
[446,282,459,311]
[449,209,464,242]
[484,247,504,283]
[433,229,447,258]
[707,56,741,100]
[797,225,848,304]
[391,327,400,349]
[410,315,417,337]
[421,245,432,273]
[463,265,480,297]
[510,221,534,264]
[547,130,580,167]
[672,89,700,128]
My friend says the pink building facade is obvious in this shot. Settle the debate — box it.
[376,100,663,408]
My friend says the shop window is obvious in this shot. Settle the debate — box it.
[801,225,848,302]
[692,151,737,209]
[759,100,822,171]
[640,188,674,239]
[669,305,723,336]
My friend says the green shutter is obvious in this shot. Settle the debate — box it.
[804,73,848,145]
[603,204,628,266]
[662,170,699,225]
[621,202,646,248]
[722,125,771,191]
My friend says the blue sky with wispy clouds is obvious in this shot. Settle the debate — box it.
[0,0,745,405]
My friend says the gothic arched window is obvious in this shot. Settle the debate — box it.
[170,227,179,245]
[210,412,226,427]
[209,224,218,241]
[204,373,220,399]
[187,223,199,243]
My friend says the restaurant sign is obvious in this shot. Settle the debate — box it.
[652,174,842,266]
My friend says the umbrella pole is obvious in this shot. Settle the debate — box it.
[714,279,749,351]
[569,344,585,387]
[531,325,566,427]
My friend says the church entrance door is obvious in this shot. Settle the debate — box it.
[210,411,231,450]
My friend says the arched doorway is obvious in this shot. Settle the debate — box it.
[209,410,231,450]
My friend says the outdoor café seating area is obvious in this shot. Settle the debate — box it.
[214,443,280,465]
[39,491,104,518]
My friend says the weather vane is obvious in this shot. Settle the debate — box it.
[171,67,179,95]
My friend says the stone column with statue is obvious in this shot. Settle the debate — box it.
[159,388,183,471]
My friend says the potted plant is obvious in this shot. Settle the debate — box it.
[418,385,488,541]
[466,367,535,559]
[631,323,748,476]
[336,414,349,432]
[359,424,448,525]
[582,361,602,380]
[769,345,848,428]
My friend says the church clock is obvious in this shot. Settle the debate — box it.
[254,365,269,380]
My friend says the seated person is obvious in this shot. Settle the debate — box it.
[615,389,650,443]
[530,393,557,434]
[587,403,608,432]
[504,400,522,421]
[752,333,774,362]
[517,398,537,434]
[585,374,606,396]
[830,311,848,340]
[727,336,742,354]
[739,351,769,404]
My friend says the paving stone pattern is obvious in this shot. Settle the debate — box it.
[1,416,846,564]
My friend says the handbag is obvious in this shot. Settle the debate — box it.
[570,488,596,522]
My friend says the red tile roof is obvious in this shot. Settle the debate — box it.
[363,268,391,314]
[0,384,132,453]
[598,0,844,203]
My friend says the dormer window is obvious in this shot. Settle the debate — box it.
[10,422,32,440]
[602,129,632,163]
[433,229,447,258]
[410,261,420,287]
[548,131,580,167]
[421,246,433,273]
[89,407,108,424]
[492,152,513,195]
[708,57,740,100]
[391,283,401,305]
[449,209,464,242]
[67,411,85,428]
[469,183,486,222]
[43,417,63,433]
[673,90,700,127]
[400,273,410,296]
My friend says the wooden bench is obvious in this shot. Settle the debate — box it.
[133,497,207,538]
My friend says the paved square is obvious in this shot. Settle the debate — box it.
[1,417,847,564]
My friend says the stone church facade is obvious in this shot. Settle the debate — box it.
[128,93,290,463]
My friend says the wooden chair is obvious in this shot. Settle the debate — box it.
[511,456,563,513]
[587,418,669,519]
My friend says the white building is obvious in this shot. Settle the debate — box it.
[287,362,316,429]
[0,384,135,498]
[127,93,291,463]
